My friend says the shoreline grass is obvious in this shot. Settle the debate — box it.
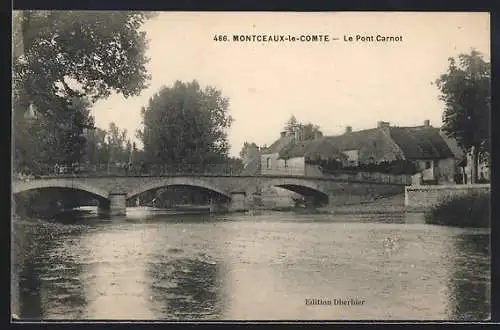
[424,191,490,228]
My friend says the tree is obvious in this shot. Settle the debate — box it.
[301,123,322,140]
[13,11,154,107]
[13,95,94,171]
[106,122,129,163]
[13,11,155,173]
[282,115,322,140]
[284,115,299,134]
[58,97,95,165]
[139,80,233,172]
[239,141,259,159]
[435,49,490,183]
[85,127,109,164]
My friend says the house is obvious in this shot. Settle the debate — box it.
[259,120,461,185]
[259,131,296,175]
[325,120,458,184]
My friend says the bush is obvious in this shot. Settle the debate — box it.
[425,191,490,228]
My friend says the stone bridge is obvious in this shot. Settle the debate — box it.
[13,174,406,215]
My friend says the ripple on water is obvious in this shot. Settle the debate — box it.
[13,212,490,320]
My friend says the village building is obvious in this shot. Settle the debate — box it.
[241,119,489,186]
[252,120,480,185]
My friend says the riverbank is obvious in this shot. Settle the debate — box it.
[318,194,407,215]
[424,191,490,228]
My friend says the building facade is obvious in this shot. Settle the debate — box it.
[258,120,462,185]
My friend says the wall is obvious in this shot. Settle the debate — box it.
[404,184,490,211]
[436,158,456,184]
[410,158,456,185]
[305,164,412,185]
[260,154,305,176]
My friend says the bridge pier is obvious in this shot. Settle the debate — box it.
[98,194,127,216]
[229,192,248,212]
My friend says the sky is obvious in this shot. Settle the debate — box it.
[91,12,490,157]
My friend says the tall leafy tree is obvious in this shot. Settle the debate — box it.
[283,115,322,140]
[239,141,259,159]
[13,10,154,106]
[139,80,233,172]
[435,49,490,183]
[284,115,299,134]
[12,10,155,173]
[84,127,109,164]
[301,123,322,140]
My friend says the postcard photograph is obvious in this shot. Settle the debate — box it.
[11,11,491,321]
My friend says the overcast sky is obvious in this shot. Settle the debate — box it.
[91,12,490,157]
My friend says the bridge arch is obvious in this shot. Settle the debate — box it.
[262,177,330,205]
[13,179,110,200]
[127,177,231,199]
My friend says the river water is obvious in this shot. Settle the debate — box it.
[12,208,490,321]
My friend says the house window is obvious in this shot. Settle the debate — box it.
[425,161,432,169]
[284,159,288,168]
[266,157,271,169]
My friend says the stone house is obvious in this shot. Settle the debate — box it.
[255,120,460,185]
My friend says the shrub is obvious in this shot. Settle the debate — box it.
[425,191,490,228]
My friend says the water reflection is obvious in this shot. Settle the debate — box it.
[12,211,491,320]
[18,260,43,319]
[147,257,222,319]
[447,233,490,320]
[78,226,156,319]
[14,221,89,319]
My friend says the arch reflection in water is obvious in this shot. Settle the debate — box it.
[78,225,158,319]
[147,257,223,319]
[145,219,226,320]
[446,232,490,320]
[14,221,89,320]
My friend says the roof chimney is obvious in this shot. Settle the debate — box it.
[424,119,430,127]
[345,126,352,134]
[280,131,286,138]
[377,121,390,128]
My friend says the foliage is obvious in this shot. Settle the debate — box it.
[84,122,134,165]
[314,159,417,175]
[301,123,323,140]
[84,127,109,164]
[13,10,153,106]
[13,10,154,173]
[139,80,233,171]
[239,141,259,159]
[425,191,490,228]
[284,115,300,134]
[14,95,94,171]
[435,49,490,183]
[283,115,322,140]
[225,157,244,174]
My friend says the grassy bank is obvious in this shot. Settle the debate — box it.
[320,194,406,214]
[424,191,490,228]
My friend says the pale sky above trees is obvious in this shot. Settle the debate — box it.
[90,11,490,157]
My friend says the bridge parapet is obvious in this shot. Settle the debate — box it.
[13,174,407,215]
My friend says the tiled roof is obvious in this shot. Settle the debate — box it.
[278,138,345,159]
[324,128,381,151]
[261,135,294,154]
[264,124,455,161]
[439,130,465,159]
[388,126,454,159]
